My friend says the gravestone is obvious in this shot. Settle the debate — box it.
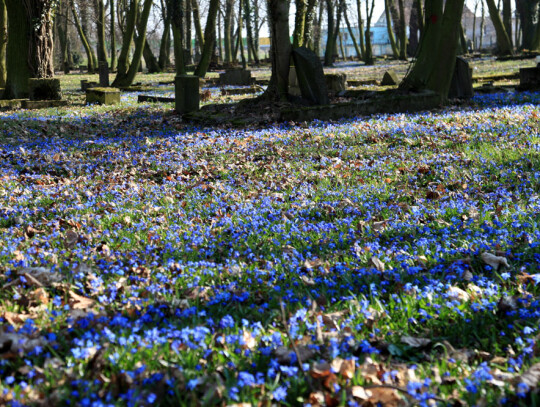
[219,68,253,86]
[381,70,399,86]
[518,66,540,90]
[175,75,200,114]
[99,62,110,87]
[86,87,120,105]
[291,46,329,105]
[288,66,301,96]
[448,56,473,99]
[325,73,347,94]
[28,78,62,100]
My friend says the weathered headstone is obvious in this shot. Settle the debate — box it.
[175,75,200,114]
[380,70,399,86]
[28,78,62,100]
[99,62,110,87]
[518,66,540,90]
[325,73,347,94]
[448,56,473,99]
[86,87,121,105]
[219,68,253,86]
[291,46,329,105]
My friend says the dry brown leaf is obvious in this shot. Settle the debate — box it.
[447,286,470,302]
[339,358,355,379]
[68,290,96,310]
[366,387,405,407]
[514,362,540,389]
[304,258,324,269]
[481,252,509,271]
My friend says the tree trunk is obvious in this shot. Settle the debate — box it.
[479,1,485,49]
[71,0,96,72]
[0,0,7,87]
[95,0,108,63]
[397,0,407,59]
[516,0,540,50]
[80,0,98,71]
[323,0,335,65]
[401,0,465,103]
[244,0,259,63]
[110,0,117,71]
[113,0,153,87]
[57,1,70,73]
[385,0,400,58]
[143,39,161,72]
[237,0,247,68]
[194,0,219,77]
[416,0,424,36]
[533,6,540,51]
[185,0,193,64]
[263,0,291,100]
[472,1,477,50]
[355,0,365,59]
[303,0,317,50]
[114,0,137,81]
[224,0,234,63]
[192,0,204,54]
[293,0,307,47]
[313,0,323,55]
[159,2,172,70]
[408,0,419,56]
[364,0,375,65]
[502,0,512,46]
[344,7,362,60]
[485,0,513,55]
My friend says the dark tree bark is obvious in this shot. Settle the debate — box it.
[192,0,204,55]
[364,0,375,65]
[4,0,56,98]
[323,0,335,65]
[397,0,407,59]
[224,0,235,63]
[263,0,291,100]
[344,4,362,60]
[244,0,259,63]
[303,0,317,50]
[0,0,6,86]
[71,0,96,72]
[516,0,540,50]
[159,0,172,69]
[110,0,117,71]
[408,0,420,56]
[293,0,307,47]
[95,0,108,63]
[355,0,365,58]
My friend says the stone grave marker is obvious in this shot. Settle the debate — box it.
[448,56,473,99]
[99,62,110,87]
[325,73,347,94]
[175,75,200,114]
[219,68,253,86]
[518,66,540,90]
[86,88,121,105]
[28,78,62,101]
[291,46,329,105]
[380,70,399,86]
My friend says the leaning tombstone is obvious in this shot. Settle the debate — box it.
[219,68,253,86]
[448,56,473,99]
[380,70,399,86]
[291,46,329,105]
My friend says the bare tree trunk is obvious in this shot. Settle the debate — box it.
[0,0,7,86]
[159,0,172,69]
[344,6,362,60]
[244,0,259,63]
[192,0,204,54]
[194,0,219,76]
[114,0,137,80]
[263,0,291,100]
[110,0,117,71]
[293,0,307,47]
[385,0,400,58]
[355,0,365,58]
[224,0,235,63]
[397,0,407,59]
[71,0,96,72]
[313,0,323,55]
[502,0,512,46]
[303,0,317,49]
[480,1,485,49]
[364,0,375,65]
[95,0,108,63]
[485,0,513,55]
[185,0,193,64]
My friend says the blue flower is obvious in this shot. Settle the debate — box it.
[272,386,287,401]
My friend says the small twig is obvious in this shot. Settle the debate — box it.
[3,277,21,289]
[363,384,447,404]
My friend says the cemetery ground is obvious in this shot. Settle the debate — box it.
[1,57,540,406]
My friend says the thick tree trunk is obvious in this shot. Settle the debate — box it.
[401,0,465,103]
[313,0,323,55]
[416,0,424,36]
[57,1,70,73]
[293,0,307,47]
[224,0,234,63]
[485,0,513,55]
[516,0,540,50]
[303,0,317,50]
[194,0,219,77]
[385,0,400,58]
[143,40,161,72]
[80,1,98,71]
[185,0,193,64]
[113,0,153,87]
[159,10,172,69]
[263,0,291,100]
[502,0,512,46]
[323,0,335,65]
[95,0,108,63]
[408,0,419,56]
